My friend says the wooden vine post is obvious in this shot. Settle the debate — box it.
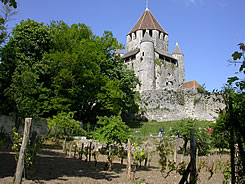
[14,118,32,184]
[190,129,197,184]
[127,138,132,180]
[179,129,197,184]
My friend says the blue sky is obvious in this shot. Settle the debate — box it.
[8,0,245,91]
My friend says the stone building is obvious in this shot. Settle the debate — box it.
[122,8,185,91]
[121,7,225,122]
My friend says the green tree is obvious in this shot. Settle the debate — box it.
[93,115,129,145]
[0,20,139,128]
[214,43,245,183]
[47,112,85,141]
[46,22,139,124]
[0,0,17,45]
[0,19,53,126]
[93,115,129,171]
[211,110,229,152]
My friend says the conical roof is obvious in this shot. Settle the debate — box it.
[172,43,183,55]
[128,9,167,35]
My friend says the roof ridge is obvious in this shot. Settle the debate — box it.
[148,11,156,30]
[139,10,147,30]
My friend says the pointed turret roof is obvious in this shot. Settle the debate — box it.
[172,43,183,55]
[128,9,167,35]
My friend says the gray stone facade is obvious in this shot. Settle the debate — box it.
[139,89,225,122]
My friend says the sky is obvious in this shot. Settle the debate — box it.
[7,0,245,91]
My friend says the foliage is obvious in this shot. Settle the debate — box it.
[0,20,140,126]
[44,22,139,123]
[227,43,245,90]
[157,139,173,175]
[213,43,245,183]
[1,0,17,8]
[171,119,213,155]
[211,111,229,151]
[93,116,129,145]
[0,19,53,125]
[47,112,85,140]
[132,146,147,167]
[11,128,42,172]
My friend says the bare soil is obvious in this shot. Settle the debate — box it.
[0,149,229,184]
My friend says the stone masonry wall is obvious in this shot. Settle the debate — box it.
[0,115,48,137]
[139,88,225,122]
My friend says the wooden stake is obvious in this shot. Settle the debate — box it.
[190,129,197,184]
[14,118,32,184]
[174,146,177,163]
[127,138,132,180]
[69,144,72,157]
[89,142,92,162]
[63,137,67,152]
[74,144,77,158]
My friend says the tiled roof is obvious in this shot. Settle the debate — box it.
[155,48,176,60]
[129,9,167,35]
[122,48,140,59]
[182,80,200,89]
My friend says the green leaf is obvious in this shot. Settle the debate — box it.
[232,51,242,60]
[227,76,239,85]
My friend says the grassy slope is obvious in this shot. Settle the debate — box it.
[128,120,213,137]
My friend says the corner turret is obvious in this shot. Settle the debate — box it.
[172,43,185,84]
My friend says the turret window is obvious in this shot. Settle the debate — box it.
[149,30,152,37]
[143,30,146,37]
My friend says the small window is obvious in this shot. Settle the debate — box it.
[149,30,153,37]
[142,52,144,56]
[128,34,132,42]
[134,31,137,39]
[143,30,146,37]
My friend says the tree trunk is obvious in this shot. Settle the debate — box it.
[228,96,236,184]
[183,138,188,156]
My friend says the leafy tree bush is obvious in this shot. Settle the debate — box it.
[93,115,129,171]
[0,20,140,127]
[211,111,229,152]
[0,19,53,127]
[171,119,213,155]
[214,43,245,183]
[93,115,129,145]
[47,112,85,140]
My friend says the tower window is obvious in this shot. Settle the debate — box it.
[142,52,144,56]
[143,30,146,37]
[149,30,152,37]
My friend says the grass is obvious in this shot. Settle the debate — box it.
[128,120,179,137]
[128,120,213,137]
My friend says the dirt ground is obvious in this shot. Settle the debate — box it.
[0,148,230,184]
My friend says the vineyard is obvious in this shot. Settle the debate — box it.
[0,119,232,184]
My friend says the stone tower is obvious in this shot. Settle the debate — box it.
[123,8,185,91]
[172,43,185,85]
